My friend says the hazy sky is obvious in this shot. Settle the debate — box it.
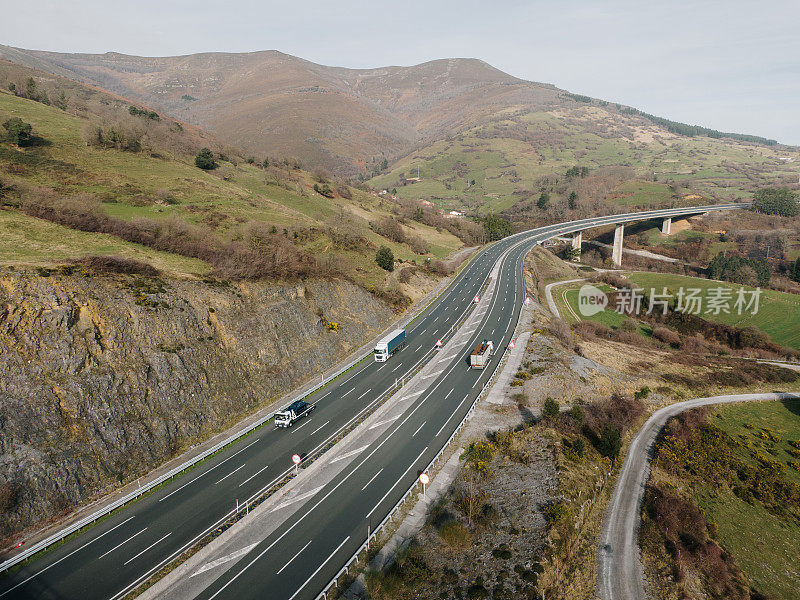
[2,0,798,144]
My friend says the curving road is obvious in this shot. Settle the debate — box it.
[0,204,743,600]
[597,392,800,600]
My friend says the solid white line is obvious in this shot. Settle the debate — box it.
[97,528,147,559]
[123,532,172,566]
[412,422,426,437]
[159,440,257,502]
[270,487,324,513]
[361,468,383,491]
[287,537,350,600]
[436,395,469,437]
[367,447,428,519]
[358,389,371,400]
[330,444,371,464]
[0,516,135,597]
[310,420,330,436]
[368,415,400,430]
[215,464,246,485]
[276,540,312,575]
[239,464,270,487]
[191,543,259,577]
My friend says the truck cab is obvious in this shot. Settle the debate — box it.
[374,329,406,362]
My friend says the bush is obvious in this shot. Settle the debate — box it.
[543,397,560,419]
[598,423,622,460]
[371,217,405,243]
[71,255,160,276]
[3,117,33,146]
[652,326,681,347]
[437,519,470,548]
[194,147,217,170]
[376,245,394,271]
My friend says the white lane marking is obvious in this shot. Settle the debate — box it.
[444,388,454,400]
[412,422,426,437]
[287,537,350,600]
[98,528,147,559]
[377,363,386,371]
[422,369,444,380]
[215,464,246,485]
[391,363,402,372]
[159,440,257,502]
[342,387,355,397]
[367,447,428,519]
[361,468,384,491]
[191,543,259,577]
[292,418,313,433]
[368,415,400,430]
[358,389,372,400]
[330,444,371,464]
[415,345,423,351]
[310,420,330,436]
[123,532,172,566]
[436,395,470,437]
[270,486,325,513]
[276,540,312,575]
[239,464,271,487]
[0,516,136,596]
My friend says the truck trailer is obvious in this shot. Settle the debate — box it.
[275,400,315,427]
[374,328,406,362]
[470,340,494,369]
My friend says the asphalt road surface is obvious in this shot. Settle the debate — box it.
[597,392,800,600]
[0,204,743,600]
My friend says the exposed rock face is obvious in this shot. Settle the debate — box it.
[0,270,393,543]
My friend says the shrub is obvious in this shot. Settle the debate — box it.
[3,117,33,146]
[437,519,470,548]
[71,255,160,277]
[598,423,622,460]
[375,246,394,271]
[543,397,560,419]
[194,147,217,170]
[371,217,405,243]
[653,326,681,347]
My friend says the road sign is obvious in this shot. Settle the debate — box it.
[419,473,429,485]
[435,339,443,348]
[525,296,531,305]
[292,454,301,464]
[473,295,480,303]
[508,340,515,349]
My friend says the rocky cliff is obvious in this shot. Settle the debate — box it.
[0,269,394,544]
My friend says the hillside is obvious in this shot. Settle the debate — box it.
[0,61,470,299]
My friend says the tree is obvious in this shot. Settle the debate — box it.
[25,77,36,99]
[568,191,578,210]
[598,423,622,460]
[262,158,269,169]
[3,117,33,146]
[53,90,68,111]
[792,257,800,283]
[7,82,15,94]
[752,188,799,217]
[375,245,394,271]
[543,397,559,419]
[537,192,550,210]
[194,147,217,170]
[482,214,511,241]
[381,158,389,171]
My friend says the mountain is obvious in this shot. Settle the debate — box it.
[0,46,564,174]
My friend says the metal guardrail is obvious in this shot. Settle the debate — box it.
[0,243,495,575]
[1,203,746,575]
[314,238,534,600]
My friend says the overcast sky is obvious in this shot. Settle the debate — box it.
[2,0,798,145]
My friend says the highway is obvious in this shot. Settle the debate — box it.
[0,204,743,600]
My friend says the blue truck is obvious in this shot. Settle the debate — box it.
[373,328,406,362]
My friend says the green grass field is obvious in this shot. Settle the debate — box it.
[0,90,463,284]
[692,400,800,599]
[369,104,800,214]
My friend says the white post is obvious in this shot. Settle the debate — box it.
[236,499,239,513]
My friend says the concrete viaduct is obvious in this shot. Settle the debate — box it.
[553,204,747,266]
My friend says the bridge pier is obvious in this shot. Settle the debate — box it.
[612,224,624,267]
[571,231,582,258]
[661,217,672,235]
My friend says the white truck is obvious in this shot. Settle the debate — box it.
[374,329,406,362]
[469,340,494,369]
[275,400,315,428]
